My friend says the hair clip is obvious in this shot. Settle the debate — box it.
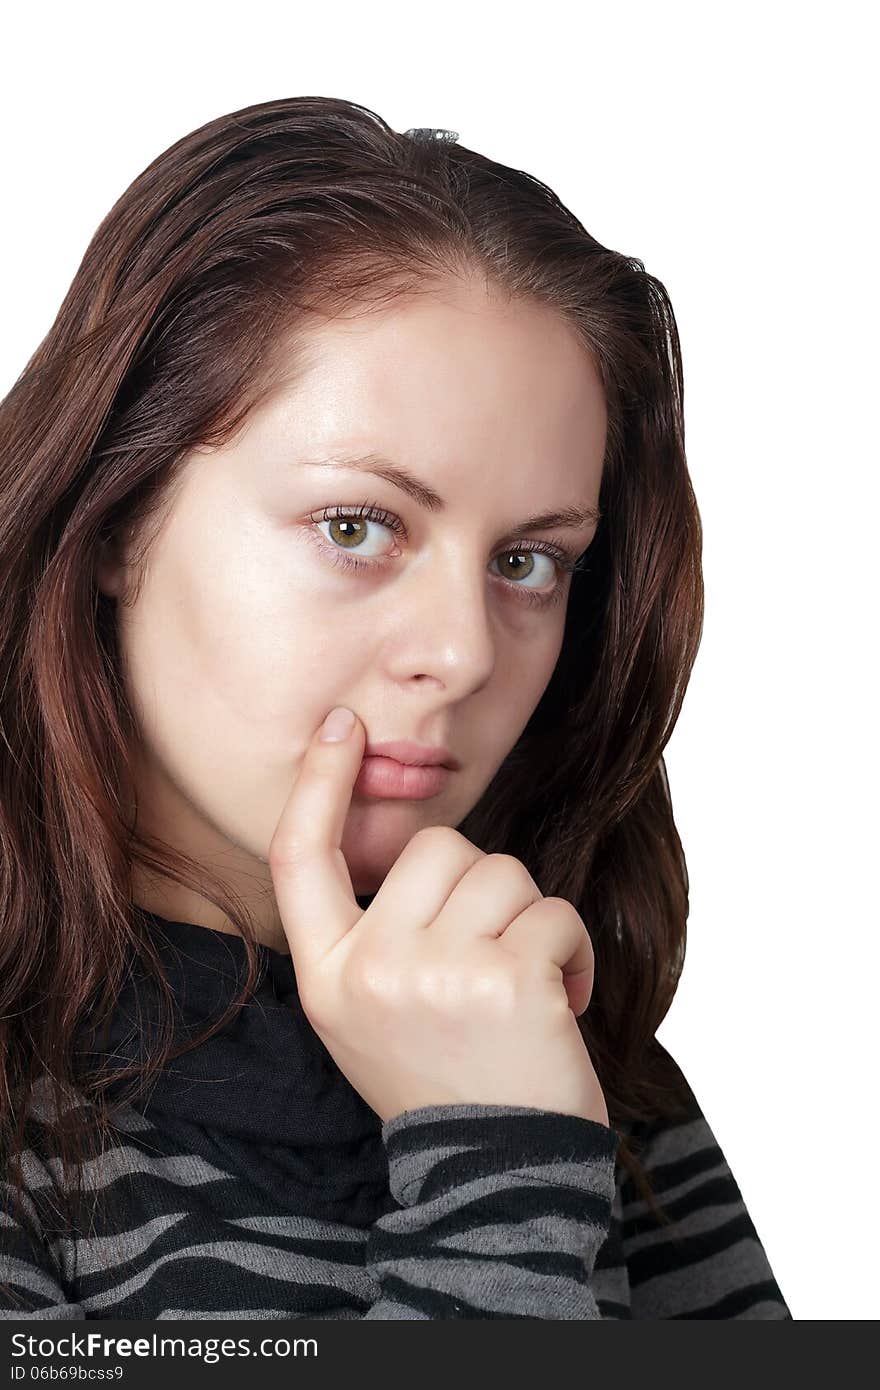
[403,127,459,143]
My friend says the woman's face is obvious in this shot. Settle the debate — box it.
[98,277,607,949]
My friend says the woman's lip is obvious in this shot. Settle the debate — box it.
[354,755,452,800]
[364,739,458,769]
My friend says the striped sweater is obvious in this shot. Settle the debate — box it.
[1,913,791,1320]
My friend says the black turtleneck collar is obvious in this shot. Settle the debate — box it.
[76,905,393,1228]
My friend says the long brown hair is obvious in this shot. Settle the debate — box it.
[0,96,702,1291]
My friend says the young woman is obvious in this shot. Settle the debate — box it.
[0,97,791,1320]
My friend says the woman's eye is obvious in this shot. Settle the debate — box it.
[315,513,396,557]
[490,549,557,589]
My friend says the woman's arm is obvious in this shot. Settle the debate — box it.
[363,1103,619,1319]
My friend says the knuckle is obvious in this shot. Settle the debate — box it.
[545,895,588,928]
[526,896,594,966]
[490,964,524,1013]
[487,852,538,890]
[411,823,464,853]
[469,948,519,1001]
[414,963,465,1007]
[342,950,406,1006]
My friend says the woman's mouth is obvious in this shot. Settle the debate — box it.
[354,755,452,800]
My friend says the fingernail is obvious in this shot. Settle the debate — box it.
[320,706,356,742]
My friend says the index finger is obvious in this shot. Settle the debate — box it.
[269,705,366,973]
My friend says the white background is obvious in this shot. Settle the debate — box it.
[2,0,876,1320]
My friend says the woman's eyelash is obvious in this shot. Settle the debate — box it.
[318,500,403,536]
[305,501,589,609]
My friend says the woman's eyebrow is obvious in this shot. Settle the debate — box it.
[299,452,602,532]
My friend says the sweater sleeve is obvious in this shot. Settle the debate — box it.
[362,1103,620,1319]
[619,1044,792,1319]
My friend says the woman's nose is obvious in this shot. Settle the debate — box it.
[388,561,497,695]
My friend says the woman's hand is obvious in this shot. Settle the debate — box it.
[269,707,609,1128]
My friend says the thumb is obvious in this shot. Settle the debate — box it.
[269,706,366,975]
